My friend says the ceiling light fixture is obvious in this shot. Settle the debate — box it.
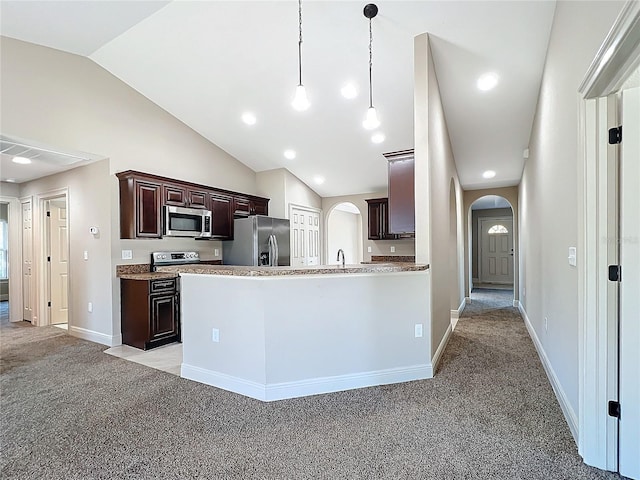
[284,149,296,160]
[477,72,499,91]
[291,0,310,111]
[12,156,31,164]
[362,4,380,130]
[5,178,16,183]
[314,175,325,185]
[341,83,358,99]
[371,132,385,144]
[482,170,496,179]
[241,112,257,125]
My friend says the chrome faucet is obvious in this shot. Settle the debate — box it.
[336,249,345,268]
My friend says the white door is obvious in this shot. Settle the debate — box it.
[48,199,68,325]
[289,205,321,267]
[21,200,32,322]
[618,86,639,480]
[479,217,513,284]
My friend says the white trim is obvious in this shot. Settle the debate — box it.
[518,301,578,442]
[465,296,472,304]
[0,195,22,322]
[579,1,640,98]
[577,2,640,467]
[512,299,518,308]
[35,189,69,327]
[181,363,433,402]
[69,325,121,347]
[431,324,453,372]
[450,298,465,330]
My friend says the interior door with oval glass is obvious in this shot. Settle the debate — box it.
[479,217,513,285]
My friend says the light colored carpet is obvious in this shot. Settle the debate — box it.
[0,290,622,479]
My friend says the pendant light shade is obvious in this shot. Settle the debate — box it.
[292,0,310,111]
[362,4,379,130]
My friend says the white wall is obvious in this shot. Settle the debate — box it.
[0,182,20,198]
[20,160,115,341]
[415,34,464,358]
[256,168,321,219]
[1,37,261,343]
[327,208,362,265]
[322,193,416,263]
[519,0,624,421]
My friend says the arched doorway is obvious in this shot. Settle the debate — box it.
[326,202,363,265]
[469,195,514,293]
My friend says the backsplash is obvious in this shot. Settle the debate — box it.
[371,255,415,263]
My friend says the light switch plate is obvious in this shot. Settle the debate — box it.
[367,246,372,253]
[568,247,577,267]
[390,246,396,253]
[121,250,133,260]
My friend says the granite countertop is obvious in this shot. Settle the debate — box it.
[118,271,179,280]
[155,263,428,277]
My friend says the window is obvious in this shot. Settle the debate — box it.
[0,219,7,279]
[488,224,508,234]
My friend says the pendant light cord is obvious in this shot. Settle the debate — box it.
[298,0,303,87]
[368,17,373,108]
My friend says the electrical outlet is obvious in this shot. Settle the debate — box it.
[390,246,396,253]
[214,248,219,257]
[88,302,93,313]
[367,246,372,253]
[544,316,548,331]
[415,324,423,338]
[121,250,133,260]
[83,250,88,260]
[212,328,220,342]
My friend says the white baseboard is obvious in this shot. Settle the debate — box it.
[451,298,466,330]
[465,296,472,304]
[517,301,578,442]
[181,363,433,402]
[513,299,519,307]
[432,324,453,372]
[69,325,121,347]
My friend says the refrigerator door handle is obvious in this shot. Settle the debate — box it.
[272,234,279,266]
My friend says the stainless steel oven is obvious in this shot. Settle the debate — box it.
[163,205,212,238]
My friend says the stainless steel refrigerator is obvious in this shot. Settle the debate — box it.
[222,215,290,266]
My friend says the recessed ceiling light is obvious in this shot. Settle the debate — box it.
[482,170,496,179]
[284,149,296,160]
[241,112,257,125]
[5,178,16,183]
[341,83,358,99]
[12,156,31,165]
[477,72,499,91]
[371,132,385,144]
[314,176,325,185]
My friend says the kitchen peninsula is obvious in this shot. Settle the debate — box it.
[157,263,431,401]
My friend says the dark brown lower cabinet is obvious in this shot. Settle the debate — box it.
[121,277,180,350]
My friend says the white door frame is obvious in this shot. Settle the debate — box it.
[478,215,514,285]
[577,0,640,471]
[35,188,70,327]
[0,195,23,322]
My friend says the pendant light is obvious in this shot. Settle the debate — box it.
[362,3,380,130]
[292,0,310,111]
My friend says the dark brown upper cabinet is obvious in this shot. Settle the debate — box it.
[116,170,269,239]
[365,198,396,240]
[385,149,415,235]
[209,193,234,239]
[117,172,163,239]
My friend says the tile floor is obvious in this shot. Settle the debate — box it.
[104,342,182,376]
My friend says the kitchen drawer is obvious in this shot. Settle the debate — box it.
[150,278,176,293]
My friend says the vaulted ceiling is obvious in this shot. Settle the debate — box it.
[0,1,556,197]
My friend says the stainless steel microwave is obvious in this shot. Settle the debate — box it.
[163,205,212,238]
